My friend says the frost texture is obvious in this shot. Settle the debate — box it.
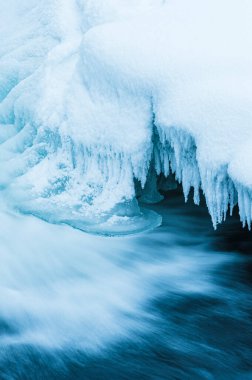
[1,0,252,232]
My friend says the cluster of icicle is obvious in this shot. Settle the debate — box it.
[149,125,251,230]
[1,112,252,231]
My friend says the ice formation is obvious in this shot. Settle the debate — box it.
[0,0,252,233]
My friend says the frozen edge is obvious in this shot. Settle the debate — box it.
[1,121,251,232]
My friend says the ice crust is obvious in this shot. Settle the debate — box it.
[1,0,252,231]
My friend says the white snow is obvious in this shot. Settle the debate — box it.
[1,0,252,231]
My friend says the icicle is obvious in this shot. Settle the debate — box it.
[139,163,164,204]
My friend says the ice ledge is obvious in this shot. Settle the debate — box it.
[2,122,252,234]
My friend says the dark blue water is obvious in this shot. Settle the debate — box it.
[0,189,252,379]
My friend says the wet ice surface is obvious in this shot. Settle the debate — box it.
[0,189,252,379]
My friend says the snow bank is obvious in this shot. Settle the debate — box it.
[1,0,252,232]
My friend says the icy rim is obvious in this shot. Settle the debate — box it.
[1,121,251,232]
[1,0,252,233]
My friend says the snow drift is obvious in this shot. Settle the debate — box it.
[1,0,252,233]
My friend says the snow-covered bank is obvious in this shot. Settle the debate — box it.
[1,0,252,232]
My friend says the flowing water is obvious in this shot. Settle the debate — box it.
[0,188,252,379]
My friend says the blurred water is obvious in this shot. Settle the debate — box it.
[0,188,252,379]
